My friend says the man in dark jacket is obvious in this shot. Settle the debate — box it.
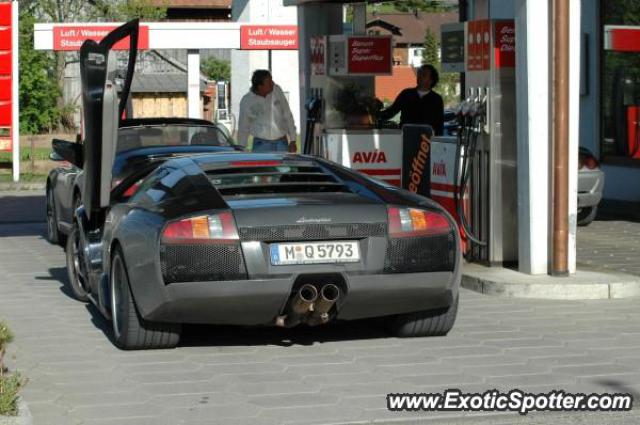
[377,64,444,135]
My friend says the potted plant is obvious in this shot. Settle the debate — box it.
[0,321,29,425]
[332,82,381,129]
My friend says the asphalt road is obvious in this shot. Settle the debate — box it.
[0,192,639,424]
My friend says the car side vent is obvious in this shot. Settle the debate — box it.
[207,165,349,196]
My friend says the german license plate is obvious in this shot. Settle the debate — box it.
[270,241,360,265]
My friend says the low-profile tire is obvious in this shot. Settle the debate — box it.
[390,296,459,338]
[65,226,90,302]
[46,187,66,246]
[578,206,598,226]
[110,247,181,350]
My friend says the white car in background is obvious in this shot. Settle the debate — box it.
[578,147,604,226]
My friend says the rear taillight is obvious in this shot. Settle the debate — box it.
[161,212,239,244]
[583,155,599,170]
[579,153,599,170]
[388,206,450,238]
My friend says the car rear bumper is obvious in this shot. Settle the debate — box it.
[578,169,604,208]
[143,271,458,325]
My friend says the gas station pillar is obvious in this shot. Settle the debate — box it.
[187,49,201,119]
[514,0,580,274]
[514,0,550,274]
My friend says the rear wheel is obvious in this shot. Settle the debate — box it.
[110,247,181,350]
[46,187,65,246]
[578,206,598,226]
[65,226,90,302]
[390,296,459,338]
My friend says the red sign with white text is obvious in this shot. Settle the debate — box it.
[53,25,150,51]
[240,25,298,50]
[607,28,640,52]
[0,1,13,151]
[494,21,515,69]
[347,36,392,75]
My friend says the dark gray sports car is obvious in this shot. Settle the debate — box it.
[56,20,461,350]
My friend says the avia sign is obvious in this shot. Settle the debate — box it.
[352,150,388,164]
[240,25,298,50]
[53,25,150,51]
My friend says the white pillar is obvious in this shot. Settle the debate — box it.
[568,0,581,273]
[11,0,19,182]
[352,3,367,35]
[187,49,201,119]
[515,0,550,274]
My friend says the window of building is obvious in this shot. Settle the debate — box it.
[601,1,640,161]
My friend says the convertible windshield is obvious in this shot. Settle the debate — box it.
[117,124,232,153]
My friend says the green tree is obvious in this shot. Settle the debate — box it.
[18,0,168,133]
[18,14,63,133]
[201,57,231,82]
[372,1,456,14]
[422,27,439,66]
[421,28,460,107]
[88,0,168,21]
[395,1,452,12]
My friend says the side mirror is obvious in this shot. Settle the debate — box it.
[49,151,65,161]
[52,138,84,168]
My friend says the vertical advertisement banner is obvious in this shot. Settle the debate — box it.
[402,125,433,197]
[0,1,13,152]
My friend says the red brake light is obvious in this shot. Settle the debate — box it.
[161,212,239,244]
[387,207,450,238]
[584,155,599,170]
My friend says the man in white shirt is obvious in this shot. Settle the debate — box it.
[237,70,297,152]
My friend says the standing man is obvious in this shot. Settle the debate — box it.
[238,70,297,152]
[377,64,444,135]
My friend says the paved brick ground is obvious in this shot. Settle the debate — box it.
[0,222,639,424]
[1,193,640,424]
[577,220,640,276]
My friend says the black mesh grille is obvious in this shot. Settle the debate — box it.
[160,243,247,284]
[239,223,387,242]
[384,232,456,273]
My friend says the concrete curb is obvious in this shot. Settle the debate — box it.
[462,263,640,300]
[0,183,45,192]
[0,398,33,425]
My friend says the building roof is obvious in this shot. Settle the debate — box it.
[375,66,416,102]
[131,74,207,94]
[366,12,458,45]
[147,0,231,9]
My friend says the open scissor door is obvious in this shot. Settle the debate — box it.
[79,19,139,224]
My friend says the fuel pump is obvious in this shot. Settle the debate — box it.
[432,19,517,266]
[453,90,487,248]
[303,95,323,155]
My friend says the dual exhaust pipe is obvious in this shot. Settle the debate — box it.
[276,283,340,328]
